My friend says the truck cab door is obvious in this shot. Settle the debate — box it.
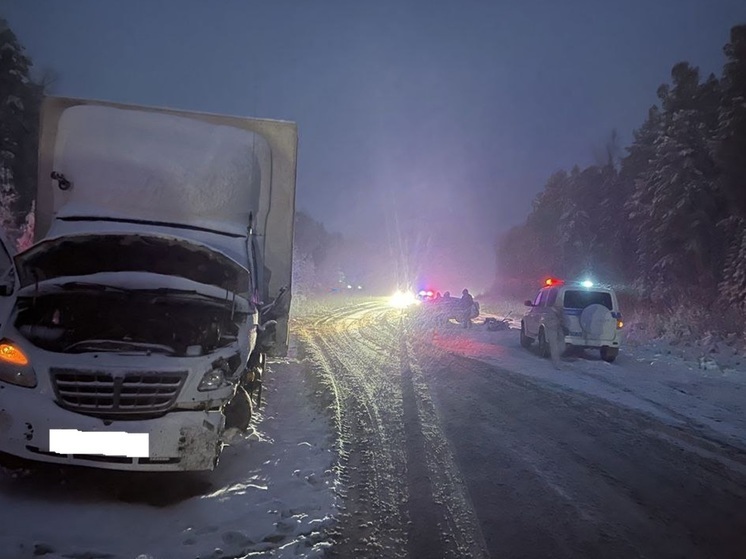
[0,231,18,329]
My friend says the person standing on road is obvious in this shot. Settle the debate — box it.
[544,305,565,369]
[460,288,474,329]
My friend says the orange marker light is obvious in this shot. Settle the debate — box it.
[0,343,29,366]
[617,320,624,329]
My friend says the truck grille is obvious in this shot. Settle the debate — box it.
[50,368,187,418]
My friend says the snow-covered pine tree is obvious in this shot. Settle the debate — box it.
[0,17,36,244]
[627,62,722,304]
[16,199,34,251]
[715,25,746,308]
[0,159,18,243]
[525,169,573,276]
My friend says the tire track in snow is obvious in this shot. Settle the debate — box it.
[296,301,487,558]
[298,306,408,558]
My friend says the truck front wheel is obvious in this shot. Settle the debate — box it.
[244,351,266,407]
[224,386,253,431]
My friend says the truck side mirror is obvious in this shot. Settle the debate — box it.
[524,300,533,307]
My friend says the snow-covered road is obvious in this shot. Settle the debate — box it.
[297,302,487,559]
[3,297,746,558]
[298,298,746,558]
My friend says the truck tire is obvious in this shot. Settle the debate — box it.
[224,386,253,431]
[244,351,266,408]
[520,322,534,348]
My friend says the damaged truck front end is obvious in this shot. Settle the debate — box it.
[0,233,259,471]
[0,96,297,471]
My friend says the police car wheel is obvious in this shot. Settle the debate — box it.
[538,328,550,358]
[520,323,534,348]
[601,346,619,363]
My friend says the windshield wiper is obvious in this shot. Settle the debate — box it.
[147,287,243,304]
[60,281,129,293]
[150,287,201,295]
[63,339,176,355]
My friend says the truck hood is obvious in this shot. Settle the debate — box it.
[14,233,250,295]
[14,271,251,311]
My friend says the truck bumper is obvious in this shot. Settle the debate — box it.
[0,385,225,471]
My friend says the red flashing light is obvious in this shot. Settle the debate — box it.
[544,277,564,287]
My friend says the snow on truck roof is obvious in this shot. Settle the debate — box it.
[47,104,269,237]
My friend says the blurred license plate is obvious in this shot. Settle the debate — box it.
[49,429,149,458]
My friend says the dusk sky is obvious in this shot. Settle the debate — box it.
[2,0,746,291]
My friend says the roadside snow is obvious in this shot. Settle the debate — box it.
[0,354,338,559]
[425,317,746,449]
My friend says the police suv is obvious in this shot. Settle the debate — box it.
[520,278,623,363]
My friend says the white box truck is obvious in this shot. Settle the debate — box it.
[0,96,297,470]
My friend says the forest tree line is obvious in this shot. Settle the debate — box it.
[496,24,746,315]
[0,17,43,249]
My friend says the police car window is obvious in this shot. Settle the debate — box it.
[533,292,543,306]
[562,290,613,310]
[546,288,558,306]
[538,291,549,306]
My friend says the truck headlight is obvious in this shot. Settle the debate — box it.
[198,366,229,392]
[0,341,37,388]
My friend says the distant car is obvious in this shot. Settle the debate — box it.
[520,279,623,362]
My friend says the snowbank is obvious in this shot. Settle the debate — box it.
[423,317,746,449]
